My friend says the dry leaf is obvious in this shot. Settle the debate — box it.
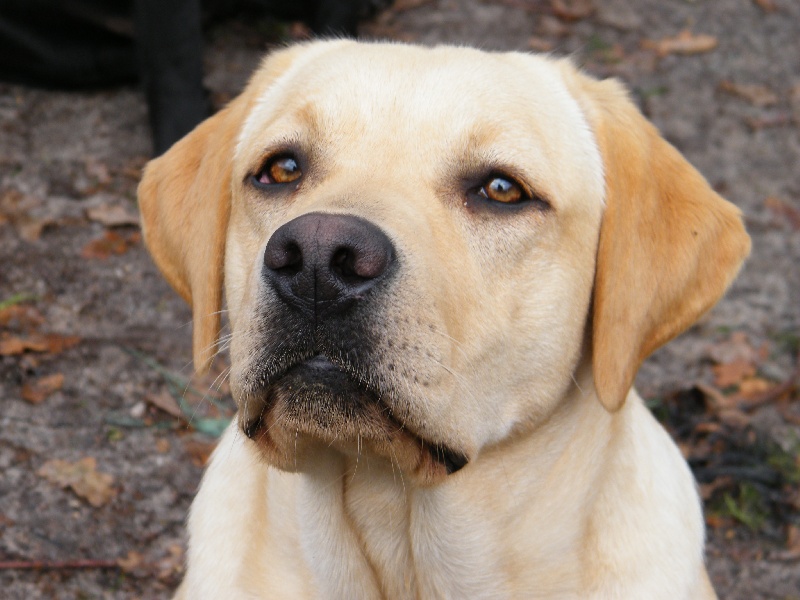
[788,525,800,553]
[0,189,57,241]
[642,30,718,57]
[80,230,141,260]
[528,37,555,52]
[145,390,184,419]
[155,438,171,454]
[37,457,116,507]
[765,196,800,230]
[699,477,735,501]
[719,80,779,107]
[753,0,777,12]
[693,382,737,412]
[746,112,791,130]
[706,331,760,365]
[705,513,733,529]
[392,0,433,11]
[156,544,185,581]
[0,304,44,329]
[86,204,140,228]
[183,439,217,467]
[737,377,774,399]
[551,0,594,21]
[713,358,756,388]
[717,407,752,428]
[22,373,65,404]
[85,160,112,185]
[289,21,312,40]
[117,551,145,574]
[1,332,81,356]
[191,358,231,398]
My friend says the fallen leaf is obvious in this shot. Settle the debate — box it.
[183,438,217,467]
[0,189,58,241]
[694,381,738,412]
[117,551,144,574]
[528,36,555,52]
[788,524,800,552]
[713,358,756,388]
[156,544,184,581]
[706,331,760,365]
[717,407,752,428]
[145,390,184,419]
[37,457,116,507]
[551,0,594,21]
[718,80,779,107]
[86,204,140,228]
[80,230,141,259]
[642,30,718,57]
[753,0,777,12]
[765,196,800,230]
[155,438,171,453]
[737,377,774,399]
[705,513,733,529]
[289,21,312,40]
[22,373,65,404]
[392,0,433,10]
[190,361,231,399]
[539,15,569,37]
[699,476,735,501]
[84,159,112,185]
[0,304,44,329]
[746,112,792,130]
[1,332,81,356]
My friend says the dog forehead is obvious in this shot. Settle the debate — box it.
[236,43,599,170]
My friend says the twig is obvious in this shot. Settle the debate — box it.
[739,348,800,411]
[0,559,119,570]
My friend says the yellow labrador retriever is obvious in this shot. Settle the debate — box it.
[138,41,750,599]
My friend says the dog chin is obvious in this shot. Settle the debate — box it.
[236,355,468,486]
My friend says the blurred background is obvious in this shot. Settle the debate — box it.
[1,0,798,597]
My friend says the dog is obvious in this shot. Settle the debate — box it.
[138,40,750,599]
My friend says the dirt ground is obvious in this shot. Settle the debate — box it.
[1,0,799,598]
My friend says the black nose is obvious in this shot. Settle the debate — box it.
[263,212,395,316]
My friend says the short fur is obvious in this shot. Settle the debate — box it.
[138,41,750,599]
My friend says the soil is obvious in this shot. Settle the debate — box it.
[1,0,798,598]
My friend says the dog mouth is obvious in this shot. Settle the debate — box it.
[237,353,468,483]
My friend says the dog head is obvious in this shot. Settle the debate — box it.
[139,41,750,485]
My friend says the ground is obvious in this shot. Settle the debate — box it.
[1,0,799,598]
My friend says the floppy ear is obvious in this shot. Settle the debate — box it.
[138,100,242,372]
[564,69,751,411]
[138,43,324,372]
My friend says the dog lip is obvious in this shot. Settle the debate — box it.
[432,444,469,475]
[240,355,469,477]
[303,354,340,370]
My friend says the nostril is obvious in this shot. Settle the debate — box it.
[265,240,303,274]
[330,247,353,279]
[330,243,392,285]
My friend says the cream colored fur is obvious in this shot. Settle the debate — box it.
[138,41,749,599]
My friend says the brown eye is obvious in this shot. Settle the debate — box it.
[479,176,525,204]
[258,155,302,185]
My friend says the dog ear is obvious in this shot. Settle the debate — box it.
[138,43,323,372]
[138,102,240,372]
[563,68,751,411]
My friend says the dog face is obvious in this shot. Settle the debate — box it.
[139,41,750,486]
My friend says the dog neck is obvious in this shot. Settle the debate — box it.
[292,364,622,599]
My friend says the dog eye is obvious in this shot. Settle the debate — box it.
[257,155,302,185]
[478,176,526,204]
